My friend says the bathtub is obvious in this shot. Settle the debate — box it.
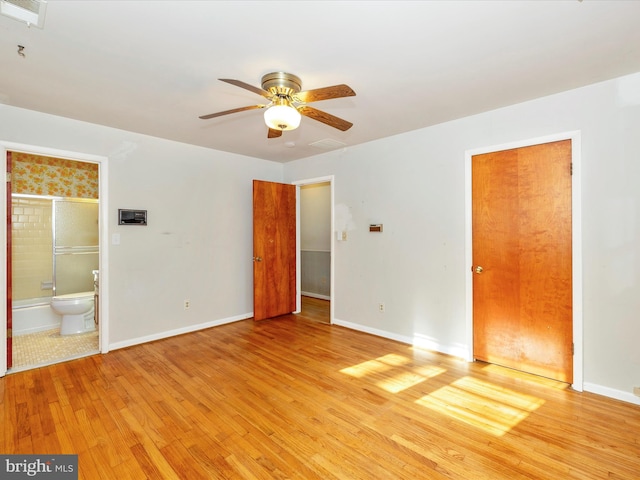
[12,297,61,336]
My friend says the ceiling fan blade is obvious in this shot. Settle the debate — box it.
[199,104,265,120]
[294,84,355,103]
[298,106,353,131]
[219,78,272,99]
[267,128,282,139]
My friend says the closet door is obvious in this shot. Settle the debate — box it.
[472,140,573,383]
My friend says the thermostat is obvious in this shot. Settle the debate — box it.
[118,209,147,225]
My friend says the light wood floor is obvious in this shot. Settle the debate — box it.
[2,298,639,479]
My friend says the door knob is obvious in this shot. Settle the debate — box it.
[254,256,262,262]
[474,265,483,274]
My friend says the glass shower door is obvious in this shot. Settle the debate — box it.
[54,199,99,296]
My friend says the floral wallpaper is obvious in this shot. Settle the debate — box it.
[11,152,99,199]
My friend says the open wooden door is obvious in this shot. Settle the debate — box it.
[253,180,296,321]
[6,152,12,368]
[472,140,573,383]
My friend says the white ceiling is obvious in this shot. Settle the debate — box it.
[1,1,640,163]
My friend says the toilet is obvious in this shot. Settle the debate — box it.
[50,292,95,335]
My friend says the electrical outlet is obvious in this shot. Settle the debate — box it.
[184,299,190,310]
[378,303,385,313]
[633,387,640,397]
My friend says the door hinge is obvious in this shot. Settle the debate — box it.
[570,163,573,176]
[5,172,10,183]
[572,342,575,355]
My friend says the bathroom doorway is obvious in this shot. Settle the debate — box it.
[5,150,102,373]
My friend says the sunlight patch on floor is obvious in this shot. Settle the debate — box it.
[341,353,447,393]
[376,365,446,393]
[416,376,545,436]
[340,353,411,378]
[377,353,413,366]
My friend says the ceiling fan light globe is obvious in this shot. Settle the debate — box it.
[264,105,301,131]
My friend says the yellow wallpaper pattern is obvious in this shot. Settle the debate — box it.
[11,152,99,199]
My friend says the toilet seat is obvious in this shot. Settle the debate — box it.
[52,291,94,304]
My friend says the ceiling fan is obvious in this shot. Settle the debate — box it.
[199,72,356,138]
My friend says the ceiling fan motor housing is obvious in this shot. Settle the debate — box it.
[261,72,302,97]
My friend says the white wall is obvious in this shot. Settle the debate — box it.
[300,183,331,251]
[0,105,283,356]
[284,72,640,404]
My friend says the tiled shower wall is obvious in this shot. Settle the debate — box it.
[12,197,53,301]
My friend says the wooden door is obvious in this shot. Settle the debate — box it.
[6,152,12,368]
[472,140,573,383]
[253,180,296,321]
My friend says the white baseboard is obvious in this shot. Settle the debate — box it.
[109,312,253,351]
[411,333,469,360]
[301,292,331,301]
[333,318,412,345]
[332,318,466,359]
[583,382,640,406]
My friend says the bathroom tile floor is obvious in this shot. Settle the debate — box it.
[11,328,99,372]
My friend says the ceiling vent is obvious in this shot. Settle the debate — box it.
[1,0,47,28]
[310,138,347,150]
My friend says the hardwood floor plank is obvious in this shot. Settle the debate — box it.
[2,298,639,479]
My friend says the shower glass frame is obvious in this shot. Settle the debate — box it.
[52,197,100,297]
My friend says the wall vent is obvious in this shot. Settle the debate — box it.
[309,138,347,150]
[1,0,47,28]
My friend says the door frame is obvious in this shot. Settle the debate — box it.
[0,141,110,377]
[464,131,583,391]
[292,175,334,324]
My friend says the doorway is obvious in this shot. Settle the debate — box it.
[1,143,109,377]
[299,181,331,324]
[465,133,583,390]
[10,194,99,371]
[295,176,334,324]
